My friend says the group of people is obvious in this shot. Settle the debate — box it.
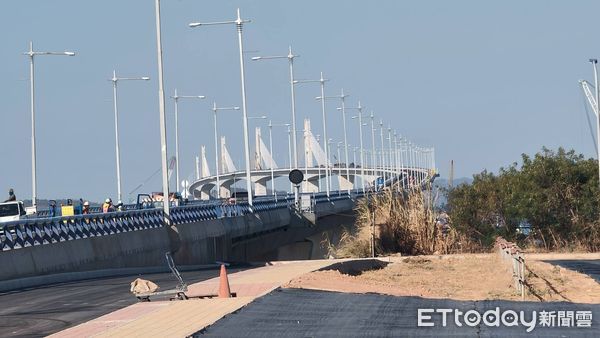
[48,198,92,217]
[3,188,127,216]
[102,198,124,213]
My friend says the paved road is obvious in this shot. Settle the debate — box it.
[545,259,600,283]
[196,288,600,337]
[0,267,246,338]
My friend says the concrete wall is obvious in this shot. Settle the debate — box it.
[0,199,356,290]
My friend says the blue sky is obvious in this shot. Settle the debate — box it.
[1,0,599,203]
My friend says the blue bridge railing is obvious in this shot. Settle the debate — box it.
[1,190,364,251]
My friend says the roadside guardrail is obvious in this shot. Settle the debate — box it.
[496,236,525,299]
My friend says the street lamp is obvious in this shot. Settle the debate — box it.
[154,0,171,223]
[590,59,600,189]
[24,41,75,209]
[190,8,255,206]
[327,138,334,173]
[269,121,291,196]
[316,134,322,192]
[337,141,343,185]
[393,131,399,191]
[324,89,351,191]
[347,101,366,193]
[109,71,150,202]
[387,126,393,184]
[369,111,377,181]
[295,72,331,196]
[353,145,359,179]
[211,102,240,198]
[252,46,300,168]
[170,89,205,195]
[379,119,386,184]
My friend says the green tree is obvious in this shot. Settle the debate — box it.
[447,147,600,251]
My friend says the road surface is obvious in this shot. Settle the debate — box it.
[0,267,246,338]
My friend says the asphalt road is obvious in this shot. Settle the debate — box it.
[0,267,246,338]
[545,259,600,283]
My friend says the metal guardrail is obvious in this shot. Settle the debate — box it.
[496,237,525,300]
[1,190,364,252]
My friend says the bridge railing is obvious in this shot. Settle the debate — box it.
[0,208,165,251]
[1,190,365,252]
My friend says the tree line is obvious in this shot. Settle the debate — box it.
[446,147,600,251]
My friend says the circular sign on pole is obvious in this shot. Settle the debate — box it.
[288,169,304,185]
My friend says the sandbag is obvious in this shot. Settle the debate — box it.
[130,278,160,294]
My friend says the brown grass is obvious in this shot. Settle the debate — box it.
[328,187,482,258]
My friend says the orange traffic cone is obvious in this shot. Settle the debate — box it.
[218,264,231,298]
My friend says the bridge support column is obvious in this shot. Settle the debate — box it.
[220,182,232,199]
[200,190,210,200]
[199,184,214,200]
[304,175,320,193]
[338,173,354,191]
[254,179,267,196]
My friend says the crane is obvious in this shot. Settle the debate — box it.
[580,80,598,116]
[127,156,176,202]
[579,80,599,153]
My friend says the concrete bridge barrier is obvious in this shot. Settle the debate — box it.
[0,194,360,291]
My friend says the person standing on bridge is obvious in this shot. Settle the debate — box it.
[102,198,114,213]
[4,188,16,202]
[82,201,90,214]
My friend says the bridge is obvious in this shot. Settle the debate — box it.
[187,119,436,200]
[0,113,437,291]
[0,160,436,292]
[0,3,439,296]
[189,167,433,200]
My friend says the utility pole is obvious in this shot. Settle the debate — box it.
[591,59,600,190]
[449,159,454,188]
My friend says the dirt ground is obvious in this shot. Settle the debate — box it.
[284,253,600,304]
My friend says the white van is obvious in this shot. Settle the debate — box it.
[0,201,27,223]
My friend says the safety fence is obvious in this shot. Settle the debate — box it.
[1,190,364,252]
[496,236,526,299]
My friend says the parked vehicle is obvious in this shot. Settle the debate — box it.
[0,201,26,223]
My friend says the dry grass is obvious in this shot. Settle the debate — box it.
[328,187,481,258]
[285,253,600,303]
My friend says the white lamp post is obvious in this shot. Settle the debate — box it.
[211,102,240,198]
[24,41,75,209]
[170,89,205,195]
[387,126,393,184]
[325,89,351,190]
[252,46,300,168]
[347,101,366,193]
[369,111,377,181]
[295,72,331,196]
[190,8,254,206]
[154,0,171,223]
[590,59,600,189]
[110,71,150,202]
[337,141,343,194]
[316,134,322,192]
[269,121,291,197]
[379,119,385,185]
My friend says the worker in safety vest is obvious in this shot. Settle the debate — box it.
[82,201,91,214]
[102,198,114,213]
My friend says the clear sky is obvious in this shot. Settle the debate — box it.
[1,0,599,203]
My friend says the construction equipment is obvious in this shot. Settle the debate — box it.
[134,252,188,302]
